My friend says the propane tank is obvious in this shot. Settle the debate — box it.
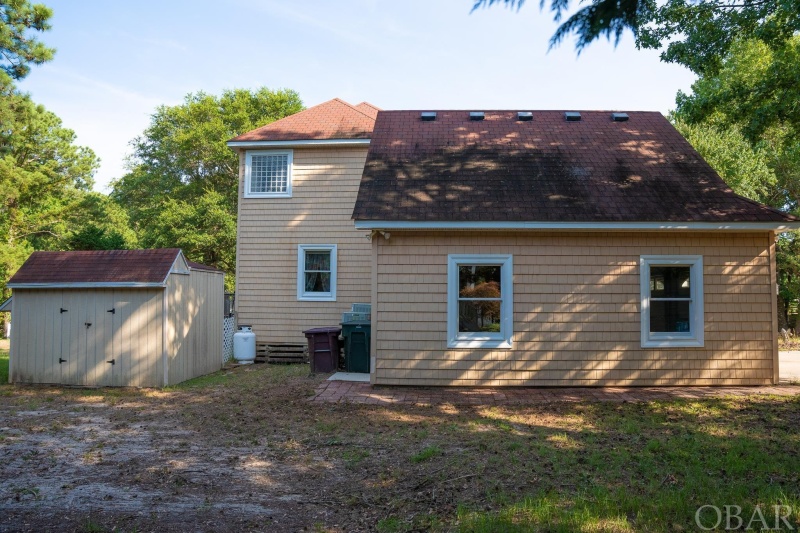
[233,325,256,364]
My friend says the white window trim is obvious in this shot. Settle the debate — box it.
[447,254,513,349]
[244,149,293,198]
[640,255,704,348]
[297,244,337,302]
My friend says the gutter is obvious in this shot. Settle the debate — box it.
[226,139,370,149]
[354,221,800,232]
[7,282,167,289]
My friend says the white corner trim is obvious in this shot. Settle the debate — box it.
[297,244,338,302]
[447,254,513,350]
[640,255,704,348]
[228,139,370,149]
[354,220,800,231]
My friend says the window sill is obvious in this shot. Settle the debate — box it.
[243,192,292,199]
[448,338,512,349]
[298,294,336,302]
[642,337,704,348]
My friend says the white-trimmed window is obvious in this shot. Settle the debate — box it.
[245,150,292,198]
[447,254,513,349]
[298,245,337,301]
[640,255,704,348]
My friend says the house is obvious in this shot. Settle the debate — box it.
[231,102,800,387]
[7,249,224,387]
[227,98,379,345]
[353,110,800,386]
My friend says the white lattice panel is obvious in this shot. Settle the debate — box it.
[223,316,235,363]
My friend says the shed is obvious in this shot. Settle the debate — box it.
[7,249,224,387]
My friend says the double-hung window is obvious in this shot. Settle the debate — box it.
[245,150,292,198]
[297,245,337,301]
[447,254,513,349]
[640,255,704,347]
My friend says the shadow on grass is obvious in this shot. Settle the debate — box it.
[3,361,799,532]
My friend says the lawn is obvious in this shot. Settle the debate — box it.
[0,348,7,384]
[1,363,799,532]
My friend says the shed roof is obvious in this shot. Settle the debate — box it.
[353,110,798,227]
[7,249,218,288]
[228,98,379,143]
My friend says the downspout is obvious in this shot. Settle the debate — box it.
[370,232,379,385]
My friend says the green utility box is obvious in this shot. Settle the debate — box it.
[341,321,371,373]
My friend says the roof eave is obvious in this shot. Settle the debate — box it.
[226,138,371,149]
[354,220,800,231]
[8,282,167,289]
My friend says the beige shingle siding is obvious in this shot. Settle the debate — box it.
[235,147,372,344]
[373,231,776,387]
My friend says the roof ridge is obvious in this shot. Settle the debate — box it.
[334,98,379,121]
[356,101,382,111]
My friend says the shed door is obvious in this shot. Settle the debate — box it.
[59,291,117,386]
[90,290,116,387]
[59,291,86,385]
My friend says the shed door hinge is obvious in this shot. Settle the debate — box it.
[60,308,67,314]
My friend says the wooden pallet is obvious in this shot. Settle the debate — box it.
[255,342,308,364]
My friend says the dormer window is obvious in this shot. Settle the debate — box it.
[245,150,293,198]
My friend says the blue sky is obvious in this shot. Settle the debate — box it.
[17,0,697,192]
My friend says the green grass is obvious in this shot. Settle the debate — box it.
[411,445,442,463]
[454,398,800,532]
[3,359,798,532]
[0,349,8,384]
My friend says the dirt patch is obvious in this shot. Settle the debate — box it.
[2,365,800,532]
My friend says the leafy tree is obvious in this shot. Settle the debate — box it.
[672,119,779,206]
[0,0,54,82]
[673,36,800,328]
[0,86,100,291]
[144,189,236,290]
[64,192,137,251]
[674,36,800,213]
[112,87,304,288]
[68,225,126,251]
[472,0,800,75]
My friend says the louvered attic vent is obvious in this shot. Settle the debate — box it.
[421,112,437,121]
[564,112,581,122]
[517,112,533,121]
[611,112,629,122]
[470,112,485,121]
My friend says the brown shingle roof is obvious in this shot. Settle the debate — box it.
[353,110,797,224]
[187,260,223,273]
[8,249,188,286]
[229,98,378,142]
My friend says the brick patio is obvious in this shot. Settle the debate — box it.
[309,380,800,406]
